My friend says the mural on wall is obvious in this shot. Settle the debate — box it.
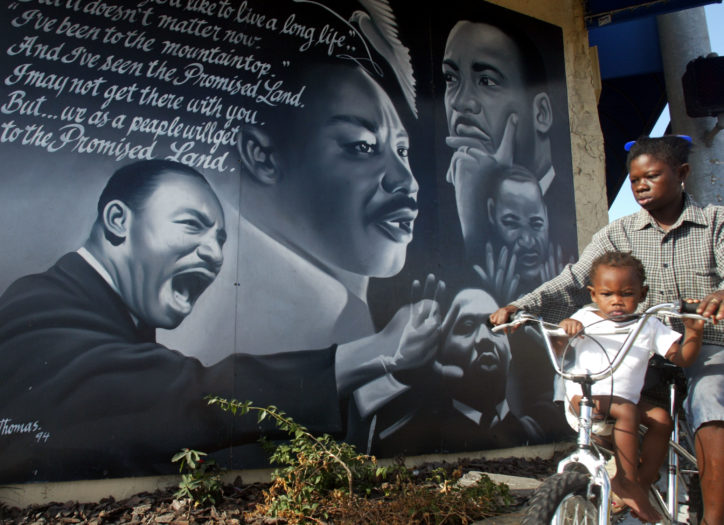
[0,0,578,483]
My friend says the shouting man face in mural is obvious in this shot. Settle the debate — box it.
[367,286,526,457]
[441,288,511,412]
[90,161,227,329]
[0,158,426,483]
[433,287,544,449]
[442,19,555,266]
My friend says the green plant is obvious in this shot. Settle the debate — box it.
[206,396,513,524]
[207,397,391,521]
[171,447,223,507]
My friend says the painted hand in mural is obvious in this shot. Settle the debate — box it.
[539,243,572,283]
[387,274,445,374]
[446,113,517,254]
[445,113,518,184]
[473,243,521,306]
[339,274,445,392]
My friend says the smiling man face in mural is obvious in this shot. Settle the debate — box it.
[90,161,227,329]
[488,166,549,289]
[239,64,418,280]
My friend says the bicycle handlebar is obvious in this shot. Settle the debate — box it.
[492,301,709,383]
[680,300,701,314]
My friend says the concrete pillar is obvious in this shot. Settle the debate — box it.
[658,8,724,205]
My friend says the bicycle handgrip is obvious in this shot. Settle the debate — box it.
[680,301,701,314]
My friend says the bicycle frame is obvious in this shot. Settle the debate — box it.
[648,372,699,523]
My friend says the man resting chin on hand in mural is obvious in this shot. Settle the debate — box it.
[0,159,443,484]
[442,19,571,299]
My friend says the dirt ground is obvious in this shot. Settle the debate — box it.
[0,456,559,524]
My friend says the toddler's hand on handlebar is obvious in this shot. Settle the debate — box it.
[559,318,584,338]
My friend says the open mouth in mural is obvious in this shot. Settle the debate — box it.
[170,268,216,313]
[517,250,541,269]
[375,209,417,243]
[472,339,502,373]
[371,196,418,243]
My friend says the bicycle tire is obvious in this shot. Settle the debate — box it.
[522,471,600,525]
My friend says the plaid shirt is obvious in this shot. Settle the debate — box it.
[513,193,724,345]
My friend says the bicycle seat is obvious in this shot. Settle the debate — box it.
[641,355,687,409]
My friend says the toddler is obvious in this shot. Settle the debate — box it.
[559,251,703,522]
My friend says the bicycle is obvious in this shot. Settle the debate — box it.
[492,301,707,525]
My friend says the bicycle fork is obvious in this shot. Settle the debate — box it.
[555,396,611,525]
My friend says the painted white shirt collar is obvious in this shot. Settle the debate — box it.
[452,397,510,427]
[77,247,140,327]
[77,247,120,295]
[540,165,555,195]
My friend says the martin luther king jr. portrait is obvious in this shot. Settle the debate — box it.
[439,2,577,299]
[0,160,349,482]
[432,2,578,436]
[221,0,424,357]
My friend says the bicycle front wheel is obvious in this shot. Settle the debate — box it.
[522,471,600,525]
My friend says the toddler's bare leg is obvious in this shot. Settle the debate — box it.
[638,402,673,489]
[596,396,662,523]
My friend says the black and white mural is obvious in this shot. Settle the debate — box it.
[0,0,577,483]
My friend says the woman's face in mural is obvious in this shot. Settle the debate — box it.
[442,21,536,162]
[274,66,419,278]
[123,173,226,329]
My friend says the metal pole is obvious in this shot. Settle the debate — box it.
[658,8,724,206]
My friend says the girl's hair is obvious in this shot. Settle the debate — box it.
[590,251,646,286]
[625,135,691,172]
